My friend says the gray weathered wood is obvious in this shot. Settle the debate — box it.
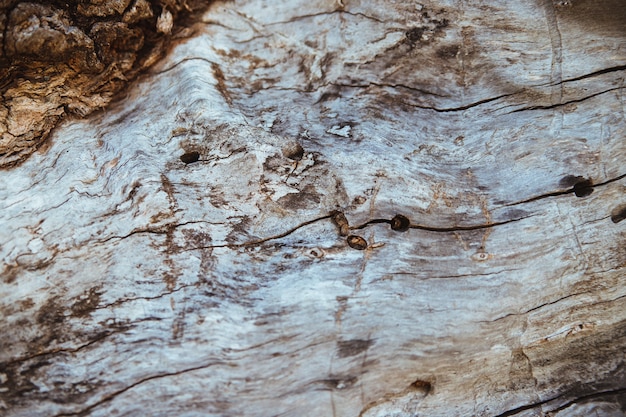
[1,0,625,416]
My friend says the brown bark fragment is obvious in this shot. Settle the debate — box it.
[0,0,215,169]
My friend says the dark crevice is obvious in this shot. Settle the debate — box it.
[520,291,586,315]
[482,291,588,323]
[509,87,621,113]
[185,211,532,252]
[412,93,515,112]
[330,86,513,111]
[394,268,520,280]
[265,9,384,26]
[409,217,528,232]
[493,386,626,417]
[528,64,626,89]
[98,169,625,253]
[329,81,446,98]
[506,173,626,207]
[2,328,125,367]
[98,220,216,243]
[53,360,225,417]
[151,56,220,75]
[352,215,530,233]
[185,213,334,251]
[549,387,626,414]
[492,391,557,416]
[94,283,194,310]
[561,64,626,84]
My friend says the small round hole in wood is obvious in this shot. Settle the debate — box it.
[180,151,200,164]
[611,204,626,223]
[390,214,410,232]
[572,178,593,197]
[347,235,368,250]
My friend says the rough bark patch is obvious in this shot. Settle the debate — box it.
[0,0,217,169]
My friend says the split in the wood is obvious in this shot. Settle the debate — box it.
[350,213,529,233]
[183,210,532,252]
[507,172,626,207]
[108,192,620,252]
[509,87,623,113]
[491,386,626,417]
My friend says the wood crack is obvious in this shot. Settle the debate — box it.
[528,65,626,89]
[329,81,447,98]
[52,360,226,417]
[151,56,220,76]
[330,81,512,111]
[265,9,384,26]
[352,215,531,233]
[481,292,588,323]
[93,283,195,310]
[505,172,626,207]
[559,64,626,85]
[509,87,621,113]
[548,386,626,414]
[98,220,221,243]
[1,328,126,367]
[185,213,334,250]
[411,93,515,113]
[492,386,626,417]
[78,170,626,257]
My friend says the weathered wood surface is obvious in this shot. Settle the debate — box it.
[1,0,626,416]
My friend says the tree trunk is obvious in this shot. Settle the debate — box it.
[1,1,625,416]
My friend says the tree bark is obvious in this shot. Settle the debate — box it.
[1,0,626,416]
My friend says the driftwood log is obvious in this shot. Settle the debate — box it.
[1,0,626,416]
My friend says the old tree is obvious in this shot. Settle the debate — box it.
[1,0,625,416]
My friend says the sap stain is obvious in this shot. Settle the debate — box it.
[70,287,102,318]
[508,348,536,390]
[404,10,450,47]
[557,0,626,36]
[212,62,232,105]
[276,185,321,210]
[409,379,432,395]
[320,375,358,390]
[185,227,212,245]
[337,339,374,358]
[437,44,460,59]
[36,297,66,328]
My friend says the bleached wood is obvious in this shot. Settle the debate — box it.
[1,1,625,416]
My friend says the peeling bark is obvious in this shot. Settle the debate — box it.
[1,0,626,416]
[0,0,214,168]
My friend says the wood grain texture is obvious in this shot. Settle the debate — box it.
[1,0,625,416]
